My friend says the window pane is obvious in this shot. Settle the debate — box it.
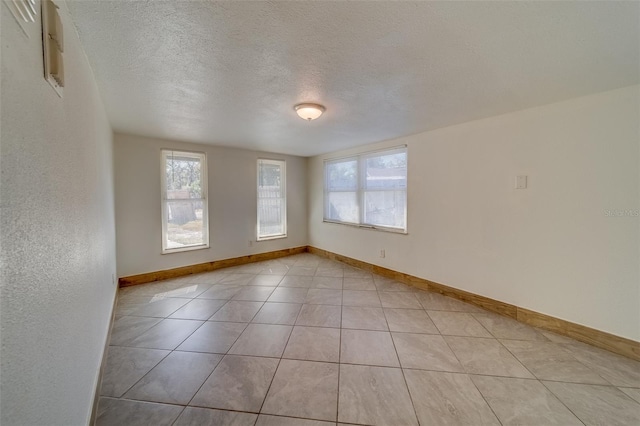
[364,151,407,190]
[258,198,285,236]
[326,159,357,191]
[363,190,406,229]
[165,200,206,249]
[326,191,359,223]
[257,159,286,239]
[165,152,203,199]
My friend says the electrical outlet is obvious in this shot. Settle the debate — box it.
[249,240,253,247]
[112,273,116,286]
[380,249,385,258]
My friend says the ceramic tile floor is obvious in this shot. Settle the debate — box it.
[97,253,640,426]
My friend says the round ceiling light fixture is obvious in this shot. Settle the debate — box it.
[294,103,325,121]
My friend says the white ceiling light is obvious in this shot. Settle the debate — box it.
[294,103,325,121]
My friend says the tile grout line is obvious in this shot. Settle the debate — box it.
[538,379,588,425]
[438,329,504,425]
[254,265,307,417]
[382,301,421,426]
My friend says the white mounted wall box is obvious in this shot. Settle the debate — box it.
[42,0,64,97]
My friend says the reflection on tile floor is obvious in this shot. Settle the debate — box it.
[98,253,640,426]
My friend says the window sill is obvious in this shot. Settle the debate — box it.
[162,244,210,255]
[256,234,288,242]
[322,220,407,235]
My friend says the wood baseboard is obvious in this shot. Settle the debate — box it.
[118,246,307,287]
[308,246,640,361]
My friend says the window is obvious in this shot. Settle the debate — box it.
[161,150,208,253]
[257,159,287,240]
[324,146,407,232]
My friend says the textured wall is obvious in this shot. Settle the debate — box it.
[114,133,308,277]
[309,86,640,341]
[0,2,117,425]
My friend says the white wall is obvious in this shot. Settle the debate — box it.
[309,85,640,341]
[0,2,117,425]
[114,133,308,277]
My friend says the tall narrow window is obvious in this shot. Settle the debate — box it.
[161,150,209,253]
[257,159,286,240]
[324,146,407,232]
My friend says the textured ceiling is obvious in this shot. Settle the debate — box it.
[67,1,639,157]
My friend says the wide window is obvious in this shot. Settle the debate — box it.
[161,150,209,253]
[324,146,407,232]
[257,159,287,240]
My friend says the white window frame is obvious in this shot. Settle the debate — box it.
[257,159,287,241]
[161,149,209,254]
[323,146,407,234]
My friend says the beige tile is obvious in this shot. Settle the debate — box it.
[183,271,228,284]
[342,290,381,307]
[428,311,492,337]
[278,276,314,288]
[96,397,183,426]
[619,387,640,404]
[540,330,581,344]
[342,277,376,291]
[374,279,414,292]
[101,347,169,397]
[109,316,162,346]
[287,266,317,276]
[283,326,340,362]
[311,276,343,289]
[473,312,547,341]
[256,415,334,426]
[118,282,171,298]
[252,302,302,325]
[209,301,263,322]
[544,381,640,426]
[305,289,342,305]
[472,376,582,425]
[248,275,284,287]
[124,351,222,404]
[176,321,247,353]
[260,266,291,275]
[296,304,341,328]
[384,308,438,333]
[379,292,422,309]
[314,267,344,278]
[231,286,276,302]
[338,364,418,425]
[562,342,640,387]
[341,306,388,331]
[501,339,608,384]
[392,333,463,372]
[229,323,292,357]
[404,370,499,425]
[197,285,242,300]
[116,296,190,318]
[262,360,339,421]
[174,407,257,426]
[218,273,255,285]
[268,287,309,303]
[119,319,204,350]
[190,355,278,412]
[416,291,484,312]
[341,329,399,367]
[169,299,227,320]
[159,282,214,298]
[445,336,534,378]
[343,267,372,279]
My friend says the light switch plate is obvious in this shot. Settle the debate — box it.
[515,175,528,189]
